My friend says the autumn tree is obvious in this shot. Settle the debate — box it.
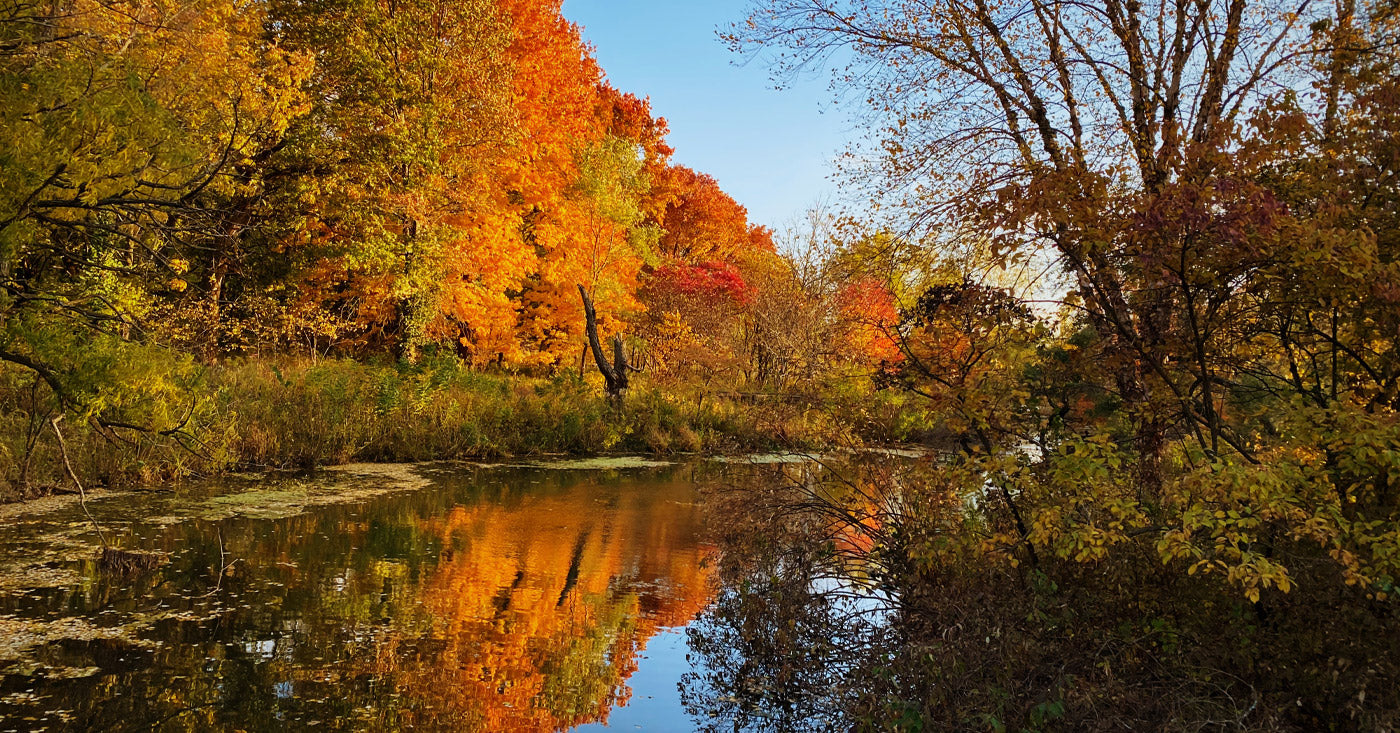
[637,260,753,389]
[499,1,679,370]
[735,0,1399,544]
[728,0,1400,725]
[729,217,846,388]
[262,0,516,362]
[733,0,1348,487]
[650,166,761,263]
[0,0,311,434]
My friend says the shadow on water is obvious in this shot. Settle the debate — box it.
[0,462,721,732]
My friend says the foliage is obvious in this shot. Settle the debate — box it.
[710,0,1400,727]
[0,0,836,501]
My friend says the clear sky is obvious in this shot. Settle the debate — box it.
[560,0,851,231]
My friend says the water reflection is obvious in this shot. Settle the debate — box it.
[680,458,914,733]
[0,464,714,731]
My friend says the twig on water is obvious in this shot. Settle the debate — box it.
[50,415,109,549]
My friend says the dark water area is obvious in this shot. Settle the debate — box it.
[0,460,732,732]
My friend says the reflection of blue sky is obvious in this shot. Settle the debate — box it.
[572,627,691,732]
[561,0,853,230]
[244,637,277,660]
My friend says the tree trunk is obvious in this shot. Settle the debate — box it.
[578,285,635,400]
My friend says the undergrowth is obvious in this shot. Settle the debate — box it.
[0,354,909,499]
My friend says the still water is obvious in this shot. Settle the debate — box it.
[0,461,724,731]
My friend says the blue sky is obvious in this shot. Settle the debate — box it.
[560,0,851,230]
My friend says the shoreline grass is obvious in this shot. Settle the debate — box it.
[0,355,919,501]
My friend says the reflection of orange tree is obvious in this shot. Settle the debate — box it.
[358,481,715,730]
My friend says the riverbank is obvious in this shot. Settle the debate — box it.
[1,356,927,502]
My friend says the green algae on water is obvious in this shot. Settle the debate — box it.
[705,453,822,465]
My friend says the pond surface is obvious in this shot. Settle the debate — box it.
[0,461,727,732]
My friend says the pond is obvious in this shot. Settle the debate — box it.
[0,460,752,732]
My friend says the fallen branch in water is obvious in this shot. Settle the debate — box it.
[50,415,108,549]
[197,527,241,597]
[51,415,169,576]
